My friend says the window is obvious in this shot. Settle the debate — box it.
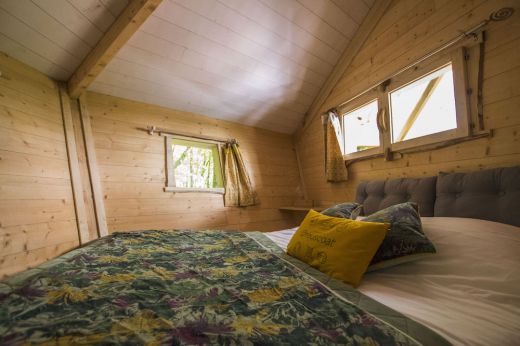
[338,91,384,160]
[164,136,224,193]
[390,64,457,143]
[342,99,380,154]
[339,48,469,159]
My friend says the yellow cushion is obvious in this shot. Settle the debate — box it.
[287,210,389,287]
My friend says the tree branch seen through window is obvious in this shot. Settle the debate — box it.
[165,137,224,192]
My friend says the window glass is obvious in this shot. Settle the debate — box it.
[390,64,457,142]
[342,100,380,154]
[171,139,223,189]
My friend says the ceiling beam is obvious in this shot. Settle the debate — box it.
[298,0,392,135]
[67,0,163,98]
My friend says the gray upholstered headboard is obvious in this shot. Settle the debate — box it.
[355,166,520,227]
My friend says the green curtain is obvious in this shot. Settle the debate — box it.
[222,142,257,207]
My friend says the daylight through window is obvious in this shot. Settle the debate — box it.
[166,137,224,192]
[339,48,469,159]
[389,64,457,143]
[342,100,380,154]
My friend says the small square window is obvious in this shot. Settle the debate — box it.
[389,64,457,143]
[342,99,380,155]
[165,137,224,193]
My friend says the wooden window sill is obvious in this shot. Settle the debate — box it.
[394,131,491,156]
[343,131,491,164]
[279,206,326,212]
[343,147,384,161]
[164,187,225,194]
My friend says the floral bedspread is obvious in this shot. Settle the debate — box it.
[0,230,443,345]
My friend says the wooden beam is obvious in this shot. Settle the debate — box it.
[67,0,163,98]
[58,83,90,244]
[299,0,392,135]
[78,94,109,237]
[396,76,442,141]
[293,135,308,202]
[70,98,100,242]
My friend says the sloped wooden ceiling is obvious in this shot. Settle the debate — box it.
[0,0,128,80]
[0,0,375,133]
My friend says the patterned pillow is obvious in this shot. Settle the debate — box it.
[363,202,436,271]
[321,202,362,219]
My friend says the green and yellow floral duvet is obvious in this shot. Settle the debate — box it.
[0,230,449,345]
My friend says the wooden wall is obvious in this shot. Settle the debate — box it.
[4,0,518,278]
[295,0,520,205]
[85,91,302,233]
[0,53,303,278]
[0,53,79,278]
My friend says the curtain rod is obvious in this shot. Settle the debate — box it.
[333,7,514,111]
[137,126,236,144]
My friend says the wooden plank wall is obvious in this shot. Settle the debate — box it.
[85,91,302,233]
[0,53,80,278]
[295,0,520,205]
[0,52,303,277]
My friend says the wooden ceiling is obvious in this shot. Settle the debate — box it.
[0,0,128,80]
[0,0,375,133]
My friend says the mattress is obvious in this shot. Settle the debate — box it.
[265,217,520,346]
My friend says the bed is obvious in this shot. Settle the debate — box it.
[1,166,518,345]
[266,218,520,346]
[0,230,446,345]
[267,166,520,345]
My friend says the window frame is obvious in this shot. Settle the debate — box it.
[164,134,225,194]
[338,91,384,160]
[386,48,470,151]
[339,47,471,160]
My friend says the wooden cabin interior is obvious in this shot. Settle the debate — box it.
[0,0,519,345]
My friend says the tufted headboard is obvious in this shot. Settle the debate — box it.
[355,166,520,227]
[356,177,437,216]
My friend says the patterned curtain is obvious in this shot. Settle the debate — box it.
[323,109,349,182]
[222,141,258,207]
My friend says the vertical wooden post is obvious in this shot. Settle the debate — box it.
[57,83,90,244]
[164,135,175,188]
[293,136,308,203]
[78,94,109,237]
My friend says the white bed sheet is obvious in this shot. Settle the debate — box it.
[266,217,520,346]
